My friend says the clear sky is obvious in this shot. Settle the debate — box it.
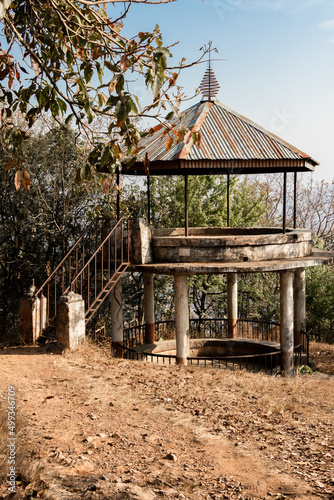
[121,0,334,183]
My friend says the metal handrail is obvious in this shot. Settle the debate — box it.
[66,218,127,293]
[34,217,129,333]
[34,217,111,297]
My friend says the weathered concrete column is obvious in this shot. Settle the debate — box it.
[143,273,155,344]
[19,285,46,344]
[174,274,190,365]
[110,279,123,346]
[227,273,238,338]
[294,268,306,348]
[57,292,85,349]
[280,271,294,377]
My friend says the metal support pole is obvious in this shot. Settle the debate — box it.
[185,174,189,237]
[227,173,230,227]
[293,171,297,229]
[147,176,151,224]
[283,172,287,234]
[116,168,120,221]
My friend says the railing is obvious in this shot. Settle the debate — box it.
[122,318,309,373]
[123,318,281,349]
[34,217,130,332]
[70,218,130,324]
[116,342,284,375]
[300,329,310,365]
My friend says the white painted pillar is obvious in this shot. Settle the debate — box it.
[143,272,155,344]
[174,274,190,365]
[280,271,294,377]
[110,279,123,345]
[227,273,238,338]
[294,268,306,348]
[57,292,85,349]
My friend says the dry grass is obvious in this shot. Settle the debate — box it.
[310,340,334,374]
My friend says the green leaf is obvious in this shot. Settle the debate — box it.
[165,111,174,121]
[96,62,103,85]
[155,47,172,57]
[84,63,94,83]
[115,100,127,123]
[152,74,162,101]
[129,96,138,115]
[105,60,120,73]
[57,98,67,114]
[116,74,124,95]
[50,100,59,116]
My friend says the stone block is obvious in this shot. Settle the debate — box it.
[19,286,47,344]
[57,292,85,349]
[131,218,153,264]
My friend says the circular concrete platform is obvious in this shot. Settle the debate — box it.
[152,227,312,263]
[133,249,334,275]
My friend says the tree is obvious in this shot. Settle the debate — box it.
[0,0,206,188]
[0,122,110,343]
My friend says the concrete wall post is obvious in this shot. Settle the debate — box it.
[227,273,238,338]
[110,278,123,346]
[280,270,294,377]
[143,272,155,344]
[57,292,85,349]
[174,273,190,365]
[19,285,47,344]
[294,268,306,348]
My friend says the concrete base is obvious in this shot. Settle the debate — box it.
[19,286,46,344]
[57,292,85,349]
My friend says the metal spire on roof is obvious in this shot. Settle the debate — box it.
[199,48,220,101]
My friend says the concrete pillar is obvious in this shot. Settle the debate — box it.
[57,292,85,349]
[143,273,155,344]
[174,274,190,365]
[19,285,46,344]
[294,268,306,348]
[110,279,123,345]
[227,273,238,338]
[280,271,294,377]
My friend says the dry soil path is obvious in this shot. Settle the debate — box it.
[0,344,333,499]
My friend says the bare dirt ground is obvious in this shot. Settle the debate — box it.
[0,342,333,500]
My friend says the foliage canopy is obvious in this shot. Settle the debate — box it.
[0,0,205,188]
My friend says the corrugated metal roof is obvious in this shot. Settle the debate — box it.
[122,99,318,175]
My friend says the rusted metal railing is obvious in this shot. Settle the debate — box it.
[115,342,283,375]
[35,217,130,333]
[123,318,282,349]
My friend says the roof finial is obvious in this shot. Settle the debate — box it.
[199,42,221,101]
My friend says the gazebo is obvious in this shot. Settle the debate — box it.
[29,68,334,377]
[109,67,334,376]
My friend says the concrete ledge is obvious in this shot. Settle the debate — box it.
[152,227,312,263]
[133,250,334,275]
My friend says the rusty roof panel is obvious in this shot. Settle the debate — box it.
[126,99,318,174]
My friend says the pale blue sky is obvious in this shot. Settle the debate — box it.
[122,0,334,183]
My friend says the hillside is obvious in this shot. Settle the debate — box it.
[0,343,333,499]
